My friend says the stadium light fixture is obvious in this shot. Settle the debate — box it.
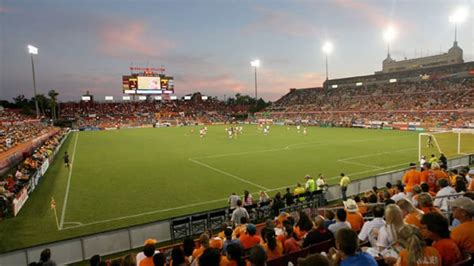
[250,59,260,102]
[27,44,40,118]
[322,42,333,81]
[449,7,469,42]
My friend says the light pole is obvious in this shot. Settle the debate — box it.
[28,45,40,118]
[449,7,469,43]
[250,59,260,101]
[322,42,333,81]
[383,26,396,57]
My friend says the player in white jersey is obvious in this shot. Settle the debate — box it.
[199,128,204,138]
[263,127,269,136]
[228,127,233,139]
[303,127,307,135]
[296,125,301,133]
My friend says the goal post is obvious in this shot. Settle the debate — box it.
[419,129,474,161]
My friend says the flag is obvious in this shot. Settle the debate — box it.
[50,197,56,210]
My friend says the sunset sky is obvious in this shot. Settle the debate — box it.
[1,0,473,102]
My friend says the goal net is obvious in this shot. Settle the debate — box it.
[419,129,474,161]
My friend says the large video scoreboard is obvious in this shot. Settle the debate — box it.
[122,75,174,94]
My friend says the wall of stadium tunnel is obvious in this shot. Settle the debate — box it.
[0,154,472,265]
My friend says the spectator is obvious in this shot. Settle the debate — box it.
[323,209,336,229]
[152,253,165,266]
[192,233,209,260]
[198,248,221,266]
[248,245,267,266]
[283,187,295,206]
[358,205,385,247]
[239,223,261,250]
[270,192,285,217]
[90,255,101,266]
[39,249,56,266]
[293,183,305,202]
[136,239,158,266]
[231,200,249,226]
[391,184,408,203]
[223,227,240,255]
[343,199,364,232]
[449,197,474,253]
[397,225,442,266]
[170,247,186,266]
[433,178,456,212]
[233,217,248,239]
[421,212,462,265]
[328,208,352,235]
[182,237,195,263]
[397,198,424,229]
[340,173,351,201]
[120,254,135,266]
[283,224,301,254]
[243,190,253,206]
[228,192,241,210]
[377,204,405,250]
[261,231,283,260]
[303,215,333,247]
[330,228,377,266]
[418,193,440,214]
[223,243,246,266]
[403,163,421,195]
[294,211,313,239]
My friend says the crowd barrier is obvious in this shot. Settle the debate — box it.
[0,153,472,265]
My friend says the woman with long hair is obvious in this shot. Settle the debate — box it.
[376,204,405,250]
[224,243,246,266]
[397,225,441,266]
[294,211,313,239]
[261,231,283,260]
[243,190,253,206]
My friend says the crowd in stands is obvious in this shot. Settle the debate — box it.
[0,109,55,153]
[60,98,249,128]
[59,157,474,266]
[261,79,474,128]
[0,128,68,219]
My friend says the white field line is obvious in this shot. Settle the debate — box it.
[337,160,383,169]
[337,147,416,170]
[61,134,415,230]
[59,133,79,230]
[62,160,413,230]
[189,158,269,190]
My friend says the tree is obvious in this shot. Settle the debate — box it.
[48,90,59,120]
[31,94,49,116]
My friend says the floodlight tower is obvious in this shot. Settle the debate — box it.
[28,45,40,118]
[250,59,260,101]
[322,42,333,81]
[449,7,469,43]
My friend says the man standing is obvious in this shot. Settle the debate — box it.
[304,175,316,200]
[228,192,241,210]
[316,174,327,191]
[402,163,420,196]
[231,200,249,226]
[339,173,350,201]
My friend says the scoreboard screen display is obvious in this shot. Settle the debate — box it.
[122,75,173,94]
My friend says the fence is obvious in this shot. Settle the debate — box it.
[0,154,472,265]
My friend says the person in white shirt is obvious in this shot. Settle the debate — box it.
[316,174,327,191]
[390,184,408,203]
[376,204,405,250]
[420,155,426,166]
[228,192,241,210]
[358,205,386,247]
[434,178,456,212]
[136,239,159,265]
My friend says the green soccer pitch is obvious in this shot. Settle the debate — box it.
[0,125,467,252]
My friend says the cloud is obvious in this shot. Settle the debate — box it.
[175,74,247,96]
[243,6,321,38]
[0,6,10,13]
[98,20,174,59]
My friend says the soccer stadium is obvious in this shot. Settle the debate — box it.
[1,1,474,266]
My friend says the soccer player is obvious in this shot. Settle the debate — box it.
[303,127,307,135]
[228,127,233,139]
[263,127,269,136]
[296,125,301,133]
[427,135,434,148]
[63,152,70,167]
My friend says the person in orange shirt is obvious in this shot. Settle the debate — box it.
[403,163,421,195]
[192,234,209,261]
[420,163,438,193]
[418,193,442,215]
[344,199,364,232]
[397,199,424,229]
[396,225,442,266]
[261,232,283,260]
[138,243,158,266]
[421,212,462,266]
[432,163,448,184]
[449,197,474,253]
[354,195,368,216]
[239,224,261,250]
